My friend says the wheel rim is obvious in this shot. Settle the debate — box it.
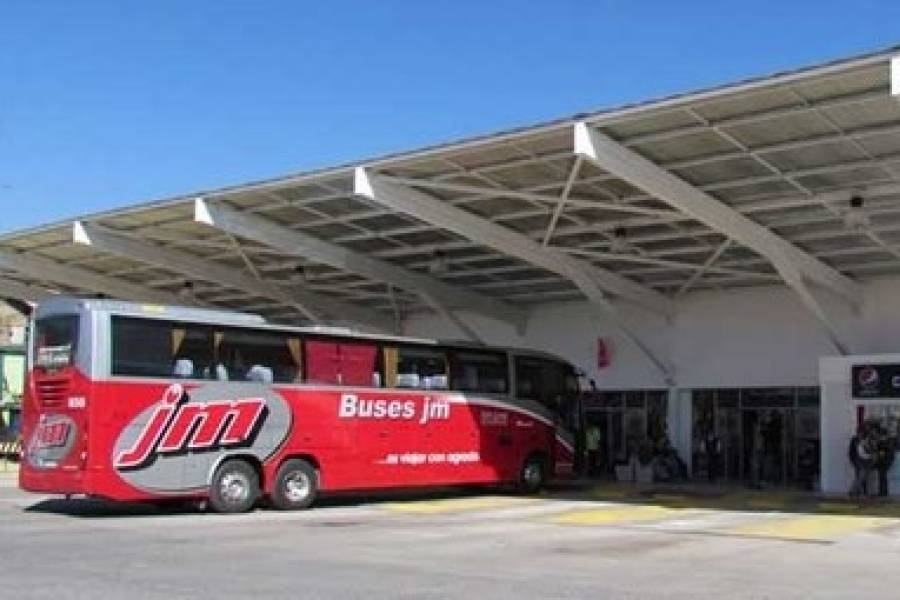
[220,471,251,505]
[283,471,311,503]
[523,461,542,487]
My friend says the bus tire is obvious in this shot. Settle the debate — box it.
[518,453,547,495]
[209,458,260,514]
[271,459,318,511]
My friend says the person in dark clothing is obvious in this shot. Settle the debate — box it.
[849,424,872,497]
[702,429,721,483]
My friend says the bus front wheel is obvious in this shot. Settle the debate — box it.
[272,459,319,510]
[518,454,547,495]
[209,459,260,514]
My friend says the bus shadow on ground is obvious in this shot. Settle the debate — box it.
[22,485,502,519]
[546,480,900,519]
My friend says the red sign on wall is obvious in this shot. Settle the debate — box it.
[597,337,611,369]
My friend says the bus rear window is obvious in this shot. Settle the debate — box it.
[33,315,79,369]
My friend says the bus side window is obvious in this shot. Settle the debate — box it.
[450,351,508,394]
[515,357,540,400]
[112,317,213,379]
[112,317,171,377]
[386,346,448,390]
[338,343,378,387]
[515,356,571,421]
[216,329,301,384]
[305,340,379,387]
[174,326,214,378]
[305,340,341,385]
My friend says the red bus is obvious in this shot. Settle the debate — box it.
[19,298,581,513]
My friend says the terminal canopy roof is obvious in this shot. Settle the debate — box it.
[3,47,900,339]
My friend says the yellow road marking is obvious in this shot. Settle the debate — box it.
[816,502,859,513]
[590,487,632,500]
[382,496,537,514]
[726,514,893,541]
[745,497,788,510]
[552,505,677,526]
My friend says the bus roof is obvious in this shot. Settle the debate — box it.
[34,296,572,364]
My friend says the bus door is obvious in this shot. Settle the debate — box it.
[514,356,577,476]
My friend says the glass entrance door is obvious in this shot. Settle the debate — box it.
[586,408,624,477]
[691,387,819,488]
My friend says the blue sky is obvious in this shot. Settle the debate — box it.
[1,1,898,233]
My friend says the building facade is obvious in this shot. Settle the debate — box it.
[405,277,900,487]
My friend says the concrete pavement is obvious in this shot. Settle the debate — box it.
[5,482,900,599]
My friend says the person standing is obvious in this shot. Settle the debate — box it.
[849,424,872,497]
[585,424,601,477]
[750,422,765,489]
[703,429,721,483]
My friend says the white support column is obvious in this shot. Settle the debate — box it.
[73,221,395,332]
[666,388,694,474]
[194,198,526,331]
[574,122,861,305]
[355,167,674,382]
[0,250,180,305]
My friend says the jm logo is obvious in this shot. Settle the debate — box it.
[31,417,72,450]
[114,384,267,470]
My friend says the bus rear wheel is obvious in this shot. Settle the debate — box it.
[209,459,260,514]
[518,454,547,495]
[272,459,318,510]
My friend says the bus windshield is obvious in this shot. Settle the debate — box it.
[33,315,79,370]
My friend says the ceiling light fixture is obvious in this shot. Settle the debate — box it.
[178,280,195,300]
[428,251,449,275]
[609,226,630,254]
[294,265,308,283]
[843,195,870,231]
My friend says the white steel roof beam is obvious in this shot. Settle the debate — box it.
[354,167,673,381]
[355,168,672,316]
[891,55,899,98]
[775,263,848,355]
[418,293,484,344]
[72,221,394,332]
[194,198,527,331]
[0,250,183,305]
[0,279,56,303]
[574,122,861,306]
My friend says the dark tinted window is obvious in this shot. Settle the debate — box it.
[386,346,448,389]
[111,317,214,379]
[217,329,301,383]
[515,357,568,401]
[451,350,508,394]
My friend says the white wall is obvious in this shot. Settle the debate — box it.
[404,277,900,390]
